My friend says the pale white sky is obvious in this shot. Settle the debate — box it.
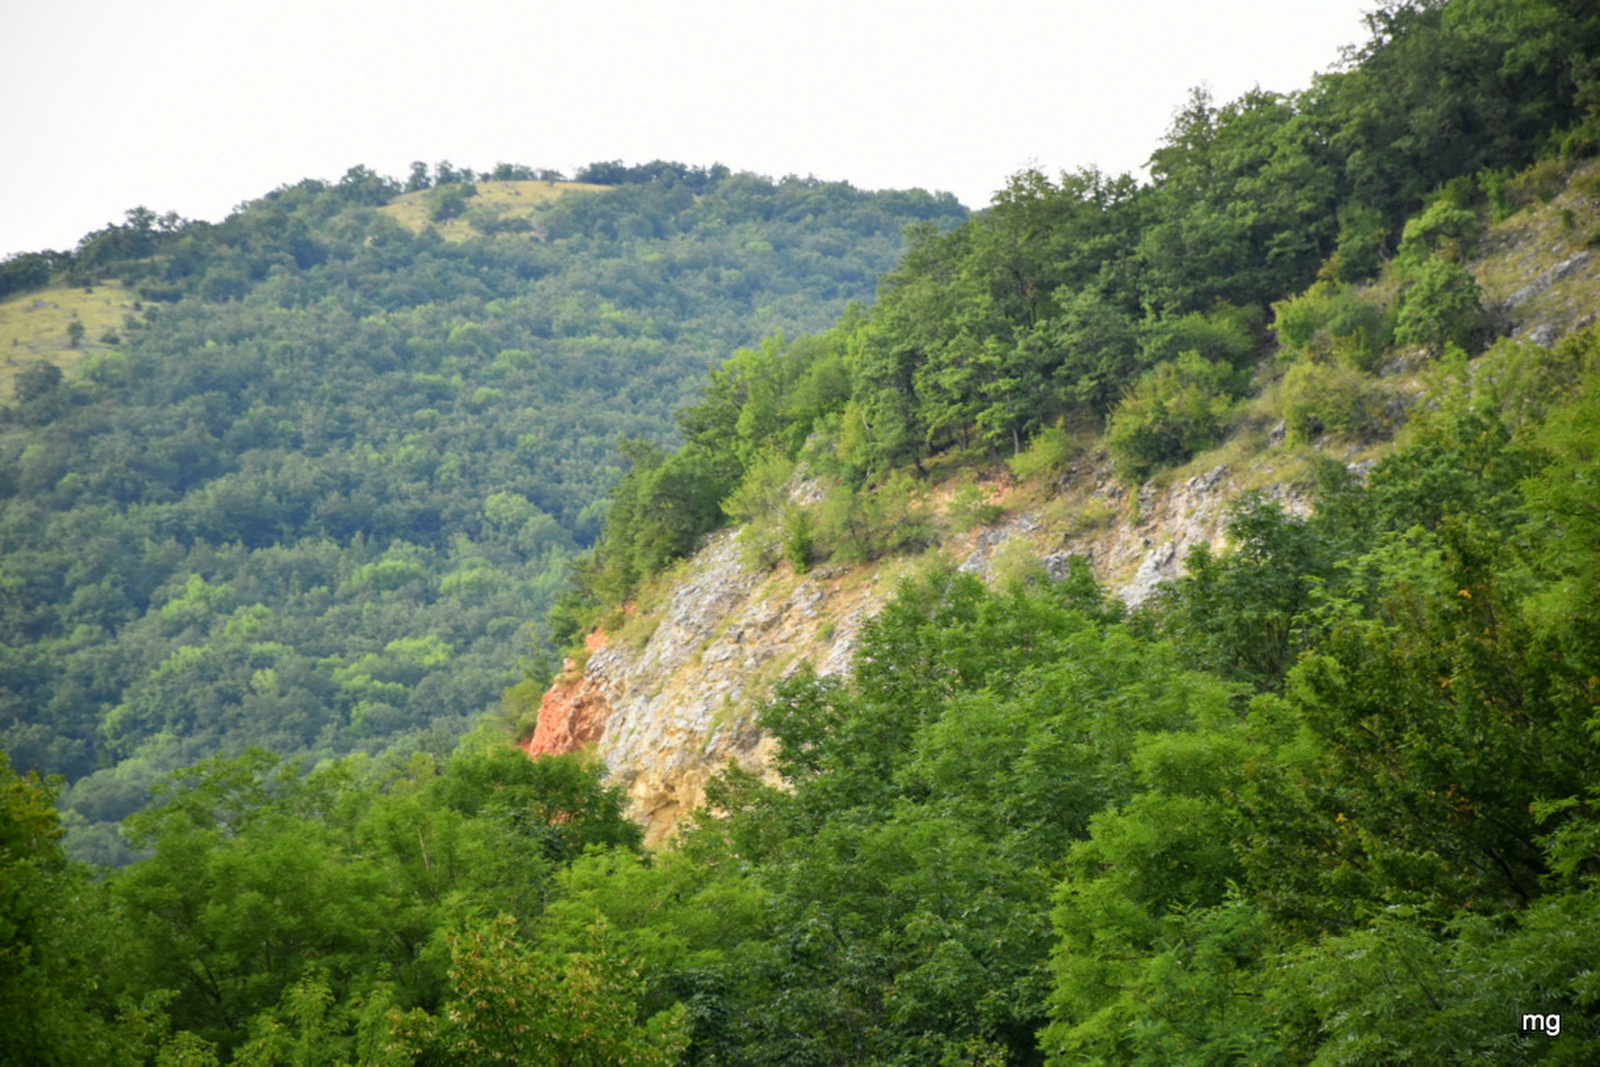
[1,0,1374,259]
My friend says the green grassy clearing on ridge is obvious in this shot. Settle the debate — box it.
[378,179,608,240]
[0,280,140,398]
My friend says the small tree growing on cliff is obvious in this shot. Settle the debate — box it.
[1393,255,1490,353]
[1105,351,1243,482]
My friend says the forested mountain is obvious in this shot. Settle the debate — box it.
[6,0,1600,1062]
[0,162,964,862]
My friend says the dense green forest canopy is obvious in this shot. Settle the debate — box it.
[7,0,1600,1062]
[9,323,1600,1058]
[0,159,964,861]
[564,0,1600,617]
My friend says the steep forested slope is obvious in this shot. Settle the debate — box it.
[514,0,1600,1060]
[520,159,1600,1062]
[0,162,963,861]
[562,0,1600,618]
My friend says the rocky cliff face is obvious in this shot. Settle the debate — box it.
[524,460,1311,844]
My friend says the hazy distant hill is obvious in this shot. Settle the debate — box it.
[0,161,964,862]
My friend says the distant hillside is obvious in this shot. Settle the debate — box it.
[376,179,608,240]
[0,160,965,862]
[0,281,141,399]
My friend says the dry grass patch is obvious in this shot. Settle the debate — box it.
[1159,409,1323,495]
[1474,157,1600,340]
[0,281,141,398]
[378,180,607,241]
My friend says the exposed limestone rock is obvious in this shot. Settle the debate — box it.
[1521,323,1560,348]
[1505,250,1591,308]
[1346,458,1377,482]
[525,460,1310,843]
[1072,464,1310,608]
[522,669,611,757]
[526,532,889,844]
[1476,158,1600,346]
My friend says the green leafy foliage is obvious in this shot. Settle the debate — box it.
[430,914,687,1065]
[1394,254,1492,352]
[1105,351,1244,480]
[93,742,644,1060]
[579,439,741,606]
[1279,358,1394,443]
[541,0,1600,586]
[1398,192,1485,263]
[1004,424,1079,482]
[1151,492,1336,690]
[648,570,1228,1062]
[1139,302,1262,370]
[810,471,934,565]
[1271,279,1391,370]
[424,181,477,222]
